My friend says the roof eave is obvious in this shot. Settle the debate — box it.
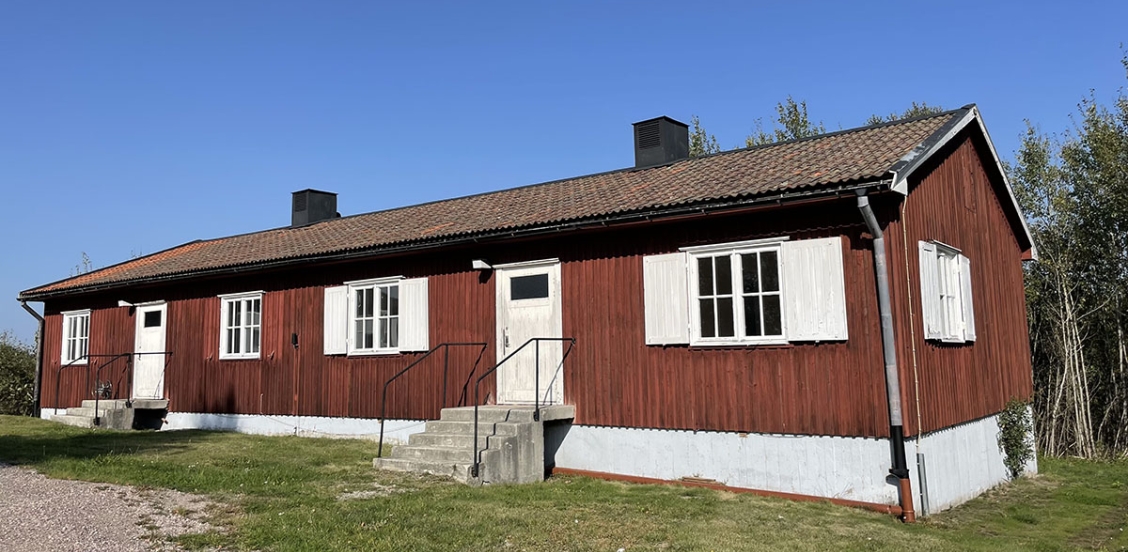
[18,179,892,302]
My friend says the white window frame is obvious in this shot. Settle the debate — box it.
[219,292,263,360]
[61,309,91,364]
[925,241,974,343]
[347,277,401,356]
[686,241,787,346]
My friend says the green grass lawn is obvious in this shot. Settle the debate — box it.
[1,415,1125,551]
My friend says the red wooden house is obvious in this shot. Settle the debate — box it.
[19,106,1036,518]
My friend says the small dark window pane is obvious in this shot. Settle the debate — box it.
[762,295,783,336]
[510,274,549,300]
[143,310,162,328]
[761,251,780,292]
[744,297,762,337]
[389,286,399,315]
[699,299,716,338]
[742,253,760,293]
[717,297,735,337]
[697,257,713,296]
[715,256,732,295]
[388,318,399,348]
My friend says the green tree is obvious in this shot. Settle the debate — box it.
[866,102,946,125]
[688,115,721,157]
[0,331,36,416]
[746,96,826,146]
[1010,53,1128,457]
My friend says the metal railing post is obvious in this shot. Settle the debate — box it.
[534,339,541,422]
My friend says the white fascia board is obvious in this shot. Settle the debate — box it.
[892,107,1038,261]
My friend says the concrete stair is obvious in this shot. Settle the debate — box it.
[51,399,169,430]
[373,405,574,485]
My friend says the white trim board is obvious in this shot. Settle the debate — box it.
[163,412,427,444]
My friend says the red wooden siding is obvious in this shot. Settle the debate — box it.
[38,133,1033,439]
[885,132,1035,435]
[41,305,134,410]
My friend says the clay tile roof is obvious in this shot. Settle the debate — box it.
[20,109,963,299]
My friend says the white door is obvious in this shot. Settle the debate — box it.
[495,260,563,405]
[132,303,167,399]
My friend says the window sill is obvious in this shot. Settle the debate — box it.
[347,350,402,357]
[62,359,88,365]
[219,354,261,361]
[689,339,790,349]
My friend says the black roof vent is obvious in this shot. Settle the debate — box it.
[632,116,689,168]
[291,189,339,227]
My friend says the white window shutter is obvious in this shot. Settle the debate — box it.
[959,254,976,342]
[918,241,944,340]
[781,237,848,341]
[399,277,430,352]
[218,300,230,356]
[323,285,348,355]
[643,252,690,345]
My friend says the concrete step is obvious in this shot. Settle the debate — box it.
[372,457,474,481]
[392,445,476,463]
[424,420,520,436]
[80,399,130,410]
[439,406,537,423]
[408,432,494,449]
[68,406,127,418]
[79,398,168,410]
[52,414,94,428]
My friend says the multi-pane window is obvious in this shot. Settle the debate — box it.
[936,247,963,339]
[62,310,90,364]
[220,293,262,359]
[920,240,975,343]
[351,282,399,353]
[691,246,784,344]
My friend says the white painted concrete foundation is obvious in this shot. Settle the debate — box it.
[163,412,427,444]
[548,408,1037,515]
[907,406,1038,514]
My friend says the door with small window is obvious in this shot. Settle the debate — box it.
[495,261,563,404]
[132,303,167,399]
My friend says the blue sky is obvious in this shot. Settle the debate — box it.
[1,1,1126,341]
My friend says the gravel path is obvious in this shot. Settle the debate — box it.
[0,463,218,552]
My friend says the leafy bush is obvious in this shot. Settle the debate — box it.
[998,398,1035,479]
[0,331,36,416]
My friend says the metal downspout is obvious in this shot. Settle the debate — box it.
[19,301,45,419]
[855,189,916,522]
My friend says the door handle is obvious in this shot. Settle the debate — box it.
[504,328,510,349]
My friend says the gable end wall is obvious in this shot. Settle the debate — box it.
[887,131,1035,436]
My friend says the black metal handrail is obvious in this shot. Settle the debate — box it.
[471,337,575,478]
[93,351,174,426]
[54,353,128,413]
[53,351,174,422]
[377,342,487,455]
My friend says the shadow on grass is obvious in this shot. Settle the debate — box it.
[0,423,216,466]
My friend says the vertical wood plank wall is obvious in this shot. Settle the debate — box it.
[38,133,1034,438]
[885,132,1035,436]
